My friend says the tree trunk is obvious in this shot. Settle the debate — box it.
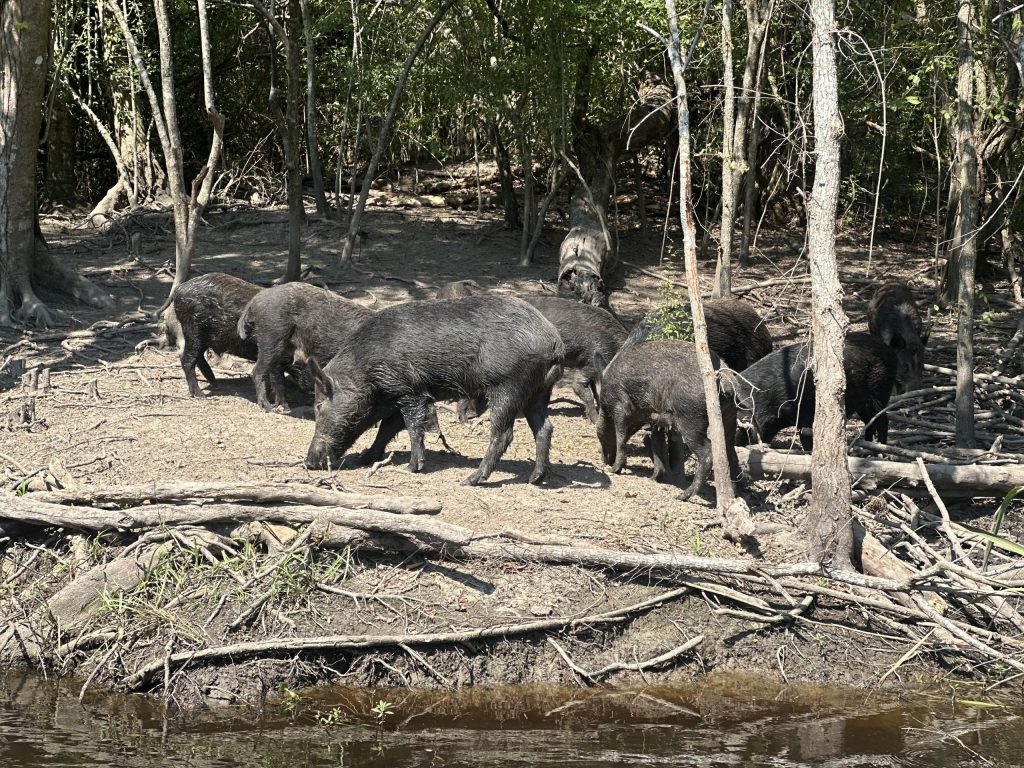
[300,0,328,218]
[106,0,223,312]
[953,0,978,448]
[713,0,737,298]
[738,0,774,262]
[557,76,673,307]
[804,0,853,570]
[340,1,454,264]
[0,0,112,327]
[283,0,305,282]
[152,0,191,294]
[489,117,519,229]
[44,91,77,206]
[666,0,749,542]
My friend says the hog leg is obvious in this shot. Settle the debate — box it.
[180,335,207,397]
[462,391,517,486]
[196,354,217,386]
[398,396,433,472]
[523,391,555,485]
[357,409,405,465]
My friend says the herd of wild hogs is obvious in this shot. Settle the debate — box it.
[162,273,927,501]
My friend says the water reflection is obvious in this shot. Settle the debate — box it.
[0,671,1020,767]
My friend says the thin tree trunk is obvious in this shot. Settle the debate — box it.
[509,99,536,264]
[953,0,978,447]
[804,0,853,570]
[713,0,737,298]
[490,117,519,229]
[181,0,225,287]
[340,0,454,264]
[738,0,773,262]
[300,0,328,217]
[64,81,132,219]
[151,0,190,294]
[283,0,304,281]
[665,0,748,540]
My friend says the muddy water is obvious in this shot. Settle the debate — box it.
[2,672,1022,767]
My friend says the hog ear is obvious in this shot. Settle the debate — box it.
[306,356,334,401]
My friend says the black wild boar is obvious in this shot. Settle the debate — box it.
[304,295,564,486]
[162,273,260,397]
[867,281,927,392]
[435,280,485,299]
[237,282,372,411]
[593,339,742,501]
[734,332,897,450]
[521,296,628,423]
[637,298,773,371]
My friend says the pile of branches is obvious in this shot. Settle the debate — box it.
[1,478,1023,698]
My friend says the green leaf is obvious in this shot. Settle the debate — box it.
[951,521,1024,558]
[957,699,1003,709]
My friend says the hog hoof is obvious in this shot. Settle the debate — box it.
[461,471,483,486]
[528,469,547,485]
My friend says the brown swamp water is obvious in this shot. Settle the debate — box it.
[2,671,1022,767]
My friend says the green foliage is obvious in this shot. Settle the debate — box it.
[647,282,694,342]
[370,699,394,725]
[277,684,307,720]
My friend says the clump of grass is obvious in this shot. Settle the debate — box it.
[646,282,694,342]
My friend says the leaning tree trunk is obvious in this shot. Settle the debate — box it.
[804,0,853,571]
[1,0,111,327]
[557,76,674,307]
[283,0,305,282]
[107,0,223,312]
[665,0,751,542]
[953,0,978,448]
[713,0,737,299]
[340,1,454,264]
[300,0,328,218]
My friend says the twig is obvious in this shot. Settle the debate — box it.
[125,587,690,690]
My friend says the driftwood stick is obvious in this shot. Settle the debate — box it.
[1,495,471,546]
[739,447,1024,496]
[125,586,691,690]
[32,482,441,514]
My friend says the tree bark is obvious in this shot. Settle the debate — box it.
[804,0,853,570]
[283,0,305,281]
[152,0,190,292]
[666,0,748,540]
[340,1,454,264]
[738,0,774,262]
[300,0,328,218]
[738,447,1024,496]
[0,0,112,327]
[489,117,519,229]
[953,0,978,448]
[713,0,737,298]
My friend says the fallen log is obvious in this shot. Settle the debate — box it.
[738,447,1024,496]
[0,495,471,546]
[31,481,441,515]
